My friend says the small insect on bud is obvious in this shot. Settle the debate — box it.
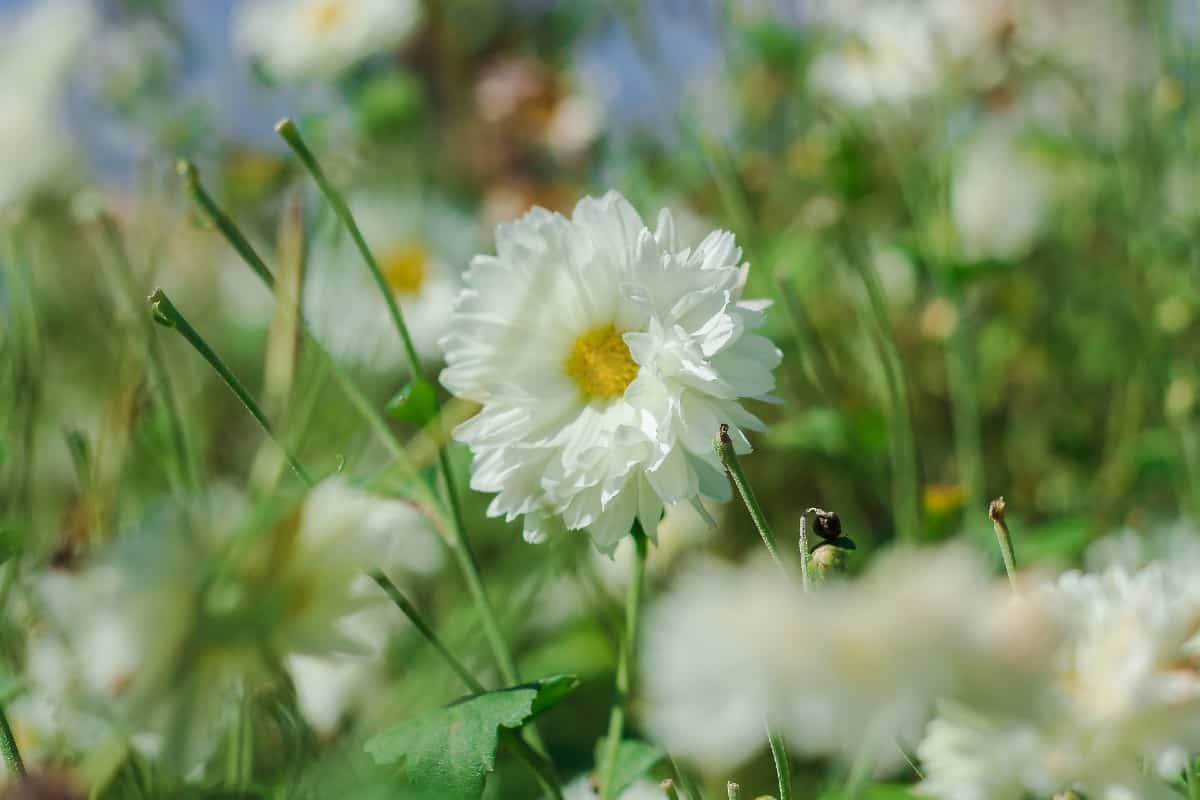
[811,508,842,541]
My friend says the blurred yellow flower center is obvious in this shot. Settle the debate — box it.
[381,242,428,296]
[310,1,345,32]
[565,324,638,400]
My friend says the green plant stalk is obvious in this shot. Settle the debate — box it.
[726,781,742,800]
[140,296,560,795]
[175,162,441,516]
[370,573,563,799]
[838,234,921,541]
[945,310,985,516]
[0,703,25,778]
[147,289,313,486]
[988,498,1018,590]
[797,514,812,593]
[178,161,275,290]
[274,120,529,712]
[599,524,648,800]
[767,726,793,800]
[94,212,197,491]
[716,426,791,577]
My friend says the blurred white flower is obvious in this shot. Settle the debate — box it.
[919,555,1200,799]
[564,776,674,800]
[808,4,941,108]
[641,546,1051,774]
[235,0,421,82]
[17,479,432,771]
[440,192,781,553]
[951,123,1051,262]
[592,499,721,595]
[304,193,475,371]
[0,0,94,209]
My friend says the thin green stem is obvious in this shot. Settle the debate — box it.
[797,514,812,593]
[716,425,790,577]
[988,498,1018,590]
[726,781,742,800]
[273,120,527,717]
[175,162,440,514]
[1188,763,1200,800]
[599,524,648,800]
[178,161,275,290]
[147,289,313,486]
[767,726,793,800]
[371,571,561,798]
[837,232,921,541]
[0,703,25,778]
[660,779,680,800]
[274,119,421,373]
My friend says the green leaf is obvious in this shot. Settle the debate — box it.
[386,379,439,427]
[364,675,578,800]
[592,738,665,799]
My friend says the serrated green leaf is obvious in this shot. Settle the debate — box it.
[592,738,665,799]
[385,379,439,427]
[364,675,578,800]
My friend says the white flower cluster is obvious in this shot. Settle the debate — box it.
[643,538,1200,796]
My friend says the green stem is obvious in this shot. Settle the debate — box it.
[371,571,561,798]
[178,161,275,290]
[1188,763,1200,800]
[726,781,742,800]
[945,303,985,516]
[716,425,790,577]
[988,498,1018,590]
[147,289,313,486]
[0,703,25,778]
[599,524,648,800]
[175,163,441,515]
[274,119,421,372]
[797,513,812,593]
[767,726,793,800]
[838,232,921,541]
[274,119,528,717]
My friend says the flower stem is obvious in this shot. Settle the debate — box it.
[370,573,563,799]
[274,120,529,715]
[274,119,420,372]
[767,726,793,800]
[178,160,275,290]
[716,424,791,577]
[988,497,1018,590]
[0,703,25,778]
[726,782,742,800]
[147,289,313,486]
[599,523,648,800]
[797,513,812,593]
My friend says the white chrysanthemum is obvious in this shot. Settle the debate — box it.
[440,192,781,553]
[951,123,1052,262]
[235,0,421,82]
[304,194,474,371]
[919,555,1200,800]
[0,0,94,209]
[641,546,1052,774]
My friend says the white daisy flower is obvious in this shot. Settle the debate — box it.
[0,0,94,209]
[235,0,421,82]
[440,191,781,553]
[919,555,1200,800]
[304,193,475,372]
[640,546,1052,774]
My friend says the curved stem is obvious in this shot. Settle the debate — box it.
[599,525,648,800]
[716,425,790,577]
[767,726,793,800]
[0,703,25,778]
[988,497,1018,590]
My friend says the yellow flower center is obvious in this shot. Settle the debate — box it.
[565,324,638,400]
[309,0,346,33]
[380,242,428,296]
